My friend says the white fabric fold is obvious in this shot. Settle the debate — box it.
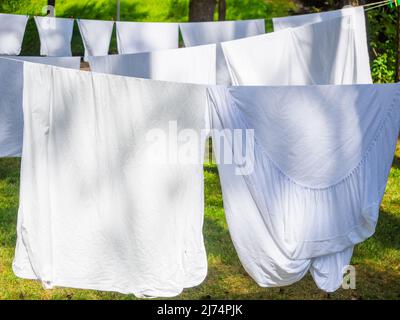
[88,44,216,85]
[207,84,400,291]
[272,6,371,84]
[179,19,265,85]
[116,21,179,55]
[10,56,81,69]
[0,13,29,55]
[13,62,208,298]
[222,16,372,85]
[0,57,80,157]
[77,19,114,59]
[34,16,74,56]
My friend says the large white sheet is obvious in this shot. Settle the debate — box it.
[34,16,74,56]
[179,19,265,85]
[13,62,208,298]
[77,19,114,59]
[0,13,29,55]
[116,21,179,55]
[272,6,371,84]
[221,16,372,85]
[88,44,216,85]
[0,57,80,157]
[207,84,400,292]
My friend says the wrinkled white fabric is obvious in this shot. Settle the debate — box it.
[222,16,372,85]
[13,62,208,298]
[207,84,400,292]
[77,19,114,59]
[116,21,179,55]
[0,57,80,157]
[272,6,371,84]
[0,13,28,55]
[179,19,265,85]
[34,16,74,56]
[88,44,216,85]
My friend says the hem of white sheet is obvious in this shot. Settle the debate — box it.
[227,86,400,190]
[13,264,207,298]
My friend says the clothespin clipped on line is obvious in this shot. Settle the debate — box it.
[386,0,400,9]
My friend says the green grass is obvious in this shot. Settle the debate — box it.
[0,141,399,300]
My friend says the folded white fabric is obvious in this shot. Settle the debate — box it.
[0,57,80,157]
[272,6,371,84]
[13,62,208,298]
[34,16,74,56]
[222,16,372,85]
[11,56,81,69]
[179,19,265,85]
[88,44,216,85]
[207,84,400,292]
[116,21,179,55]
[0,13,29,55]
[77,19,114,59]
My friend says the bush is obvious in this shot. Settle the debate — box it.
[367,6,397,83]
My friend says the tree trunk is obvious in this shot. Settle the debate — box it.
[396,5,400,82]
[218,0,226,21]
[189,0,217,22]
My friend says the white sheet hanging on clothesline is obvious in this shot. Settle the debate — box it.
[77,19,114,59]
[179,19,265,85]
[221,16,372,85]
[0,57,81,158]
[272,6,371,83]
[13,62,208,298]
[0,13,29,55]
[273,6,366,30]
[88,44,216,85]
[34,16,74,56]
[207,84,400,292]
[116,21,179,55]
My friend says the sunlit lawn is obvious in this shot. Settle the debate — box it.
[0,140,399,300]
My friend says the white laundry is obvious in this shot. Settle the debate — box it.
[34,16,74,56]
[10,56,81,69]
[272,6,371,84]
[0,13,29,55]
[116,21,179,55]
[13,62,208,298]
[88,44,216,85]
[273,6,366,30]
[77,19,114,59]
[0,57,80,157]
[207,84,400,292]
[221,16,372,85]
[179,19,265,85]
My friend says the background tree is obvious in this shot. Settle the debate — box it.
[189,0,226,21]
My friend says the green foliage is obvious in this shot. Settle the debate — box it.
[367,6,397,83]
[372,53,396,83]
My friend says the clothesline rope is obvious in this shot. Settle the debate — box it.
[364,2,391,12]
[362,0,390,8]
